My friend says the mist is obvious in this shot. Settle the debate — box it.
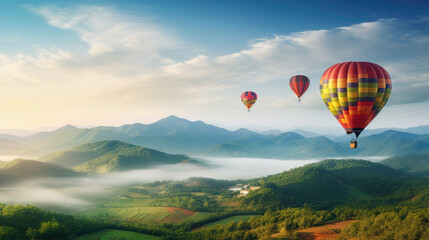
[0,156,384,211]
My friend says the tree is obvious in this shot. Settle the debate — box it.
[38,220,69,240]
[0,226,20,240]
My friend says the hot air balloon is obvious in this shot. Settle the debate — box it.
[290,75,310,101]
[241,91,258,111]
[320,62,392,148]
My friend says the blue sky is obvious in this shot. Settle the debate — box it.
[2,0,428,55]
[0,0,429,133]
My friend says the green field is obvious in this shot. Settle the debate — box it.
[201,215,256,228]
[75,229,160,240]
[182,212,215,223]
[75,206,170,223]
[73,195,171,223]
[100,198,152,207]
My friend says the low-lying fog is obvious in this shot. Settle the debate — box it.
[0,156,386,212]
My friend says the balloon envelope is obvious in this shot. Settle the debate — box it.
[320,61,392,138]
[290,75,310,101]
[241,91,258,110]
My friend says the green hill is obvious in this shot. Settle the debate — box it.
[0,159,79,185]
[380,153,429,176]
[243,159,417,210]
[40,140,203,173]
[312,159,405,178]
[244,164,347,210]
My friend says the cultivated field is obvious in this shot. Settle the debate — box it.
[201,215,256,228]
[74,195,203,223]
[166,207,196,220]
[76,206,170,223]
[272,220,358,240]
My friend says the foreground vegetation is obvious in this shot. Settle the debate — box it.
[1,158,429,239]
[0,204,106,239]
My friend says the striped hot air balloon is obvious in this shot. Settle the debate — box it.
[320,62,392,148]
[241,91,257,111]
[290,75,310,101]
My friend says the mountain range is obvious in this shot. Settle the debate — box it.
[1,115,429,159]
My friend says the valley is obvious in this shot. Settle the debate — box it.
[0,118,428,239]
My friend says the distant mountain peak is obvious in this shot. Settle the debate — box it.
[122,123,145,127]
[157,115,210,126]
[161,115,187,121]
[234,128,255,133]
[278,131,305,139]
[58,125,78,131]
[154,115,193,125]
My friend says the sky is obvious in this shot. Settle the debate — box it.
[1,0,429,134]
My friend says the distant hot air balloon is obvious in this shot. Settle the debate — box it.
[241,91,258,111]
[290,75,310,101]
[320,62,392,148]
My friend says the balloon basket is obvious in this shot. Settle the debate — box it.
[350,139,357,149]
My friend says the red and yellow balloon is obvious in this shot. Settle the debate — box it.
[320,61,392,148]
[290,75,310,101]
[241,91,258,111]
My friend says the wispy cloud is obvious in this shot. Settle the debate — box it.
[0,4,428,129]
[33,5,180,56]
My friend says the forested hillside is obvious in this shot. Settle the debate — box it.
[380,153,429,176]
[0,159,79,185]
[40,140,202,173]
[243,160,425,211]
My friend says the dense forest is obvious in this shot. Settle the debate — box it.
[0,204,106,240]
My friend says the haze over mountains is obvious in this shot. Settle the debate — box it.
[1,115,429,159]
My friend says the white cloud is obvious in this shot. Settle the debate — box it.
[0,5,429,130]
[33,5,179,57]
[157,18,429,105]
